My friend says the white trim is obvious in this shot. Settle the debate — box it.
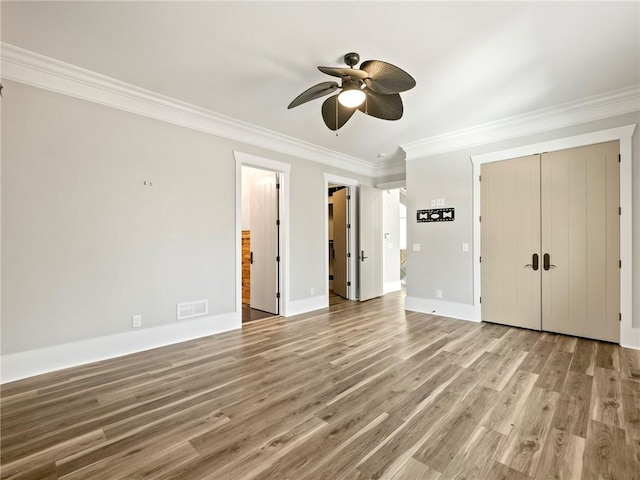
[405,296,478,322]
[286,296,329,317]
[384,280,402,294]
[324,174,360,303]
[470,124,637,348]
[1,42,384,178]
[1,312,239,384]
[402,86,640,160]
[234,151,291,318]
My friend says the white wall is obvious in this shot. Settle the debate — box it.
[383,189,401,293]
[406,111,640,346]
[1,80,374,380]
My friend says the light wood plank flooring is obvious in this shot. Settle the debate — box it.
[1,292,639,479]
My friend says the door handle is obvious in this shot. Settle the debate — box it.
[525,253,539,271]
[250,251,254,264]
[360,250,368,262]
[543,253,556,270]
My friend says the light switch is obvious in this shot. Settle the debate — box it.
[436,198,445,207]
[462,243,469,252]
[412,243,421,251]
[430,199,436,207]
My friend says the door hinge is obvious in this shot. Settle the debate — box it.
[347,195,351,200]
[347,224,351,229]
[479,297,482,304]
[347,281,351,286]
[619,154,621,163]
[479,256,482,263]
[276,219,280,226]
[620,260,622,268]
[276,256,280,262]
[479,175,481,182]
[276,292,281,299]
[619,207,622,215]
[347,252,351,258]
[619,313,622,321]
[479,215,481,222]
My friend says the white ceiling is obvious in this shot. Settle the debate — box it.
[2,1,639,169]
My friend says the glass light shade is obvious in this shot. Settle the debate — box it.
[338,87,366,108]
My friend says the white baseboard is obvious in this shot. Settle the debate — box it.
[286,296,328,317]
[405,296,479,323]
[384,280,402,294]
[1,312,240,384]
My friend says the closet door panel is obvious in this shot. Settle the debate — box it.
[541,141,619,342]
[481,155,541,330]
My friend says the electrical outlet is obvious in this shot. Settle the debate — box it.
[132,315,142,328]
[412,243,421,251]
[310,287,314,296]
[462,242,469,252]
[436,290,443,299]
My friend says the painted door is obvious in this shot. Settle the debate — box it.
[481,142,620,342]
[541,141,619,342]
[481,155,542,330]
[333,188,349,299]
[250,172,279,314]
[358,185,383,301]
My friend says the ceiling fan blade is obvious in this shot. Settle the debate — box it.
[318,66,369,80]
[288,81,339,109]
[322,94,357,130]
[360,60,416,94]
[358,89,403,120]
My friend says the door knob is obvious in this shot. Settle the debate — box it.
[525,253,539,271]
[543,253,556,270]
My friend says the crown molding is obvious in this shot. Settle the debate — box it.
[1,43,381,177]
[401,84,640,161]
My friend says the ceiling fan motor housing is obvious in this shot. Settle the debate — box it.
[344,52,360,67]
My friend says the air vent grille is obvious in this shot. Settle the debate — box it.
[177,300,208,320]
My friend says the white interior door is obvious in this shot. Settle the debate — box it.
[333,188,349,299]
[358,185,383,301]
[481,155,542,330]
[250,172,279,314]
[541,141,620,342]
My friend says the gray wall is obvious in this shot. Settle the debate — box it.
[1,80,373,355]
[406,111,640,327]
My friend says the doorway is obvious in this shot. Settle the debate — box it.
[241,166,280,322]
[480,141,620,342]
[328,185,350,299]
[235,151,290,324]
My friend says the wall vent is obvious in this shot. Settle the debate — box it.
[177,300,208,320]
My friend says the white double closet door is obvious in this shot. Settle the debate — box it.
[481,141,620,342]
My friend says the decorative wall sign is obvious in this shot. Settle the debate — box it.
[417,208,455,223]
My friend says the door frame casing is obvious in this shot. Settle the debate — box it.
[471,124,637,348]
[235,151,291,317]
[324,173,359,302]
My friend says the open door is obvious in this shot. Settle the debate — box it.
[333,188,349,298]
[250,172,279,314]
[358,185,383,301]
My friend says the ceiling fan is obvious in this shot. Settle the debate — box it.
[287,52,416,131]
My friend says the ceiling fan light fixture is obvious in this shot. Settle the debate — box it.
[338,84,366,108]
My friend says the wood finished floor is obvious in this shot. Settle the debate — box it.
[1,292,639,480]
